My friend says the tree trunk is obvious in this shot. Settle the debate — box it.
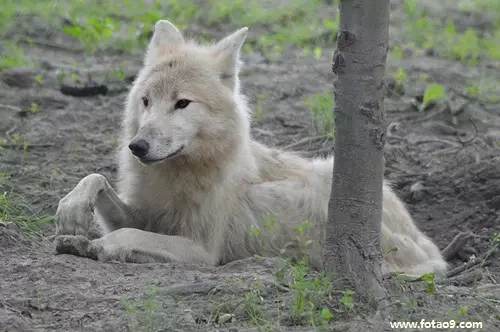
[324,0,390,304]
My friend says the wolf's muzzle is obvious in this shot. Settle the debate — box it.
[129,139,150,158]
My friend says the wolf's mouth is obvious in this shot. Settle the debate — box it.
[164,145,185,159]
[140,146,184,165]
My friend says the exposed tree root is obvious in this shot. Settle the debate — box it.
[446,246,498,278]
[438,269,483,286]
[441,232,475,261]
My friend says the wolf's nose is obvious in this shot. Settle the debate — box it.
[128,139,149,158]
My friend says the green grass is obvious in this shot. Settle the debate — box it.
[237,257,333,330]
[288,257,332,327]
[303,90,335,137]
[459,0,500,19]
[62,16,118,53]
[0,0,497,69]
[464,78,500,102]
[423,83,446,106]
[252,94,266,121]
[208,0,338,54]
[243,277,268,326]
[1,0,496,81]
[122,286,161,332]
[0,0,200,55]
[0,41,32,70]
[390,67,408,94]
[400,0,500,64]
[0,1,55,33]
[115,223,499,330]
[0,191,55,233]
[0,0,339,61]
[244,219,334,329]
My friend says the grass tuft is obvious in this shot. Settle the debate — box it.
[0,192,54,233]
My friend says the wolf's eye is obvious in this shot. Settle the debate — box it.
[142,96,149,107]
[174,99,191,109]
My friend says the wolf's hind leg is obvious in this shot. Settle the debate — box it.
[55,174,136,236]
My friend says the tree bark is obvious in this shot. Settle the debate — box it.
[324,0,390,305]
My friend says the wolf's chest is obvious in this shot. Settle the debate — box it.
[137,187,236,235]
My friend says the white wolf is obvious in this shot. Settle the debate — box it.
[55,20,448,277]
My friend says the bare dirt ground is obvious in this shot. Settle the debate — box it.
[1,1,499,331]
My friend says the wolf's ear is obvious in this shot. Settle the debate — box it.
[212,27,248,87]
[145,20,184,65]
[151,20,184,47]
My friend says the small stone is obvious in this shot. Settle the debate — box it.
[0,67,38,88]
[410,181,427,201]
[178,309,197,325]
[484,130,500,148]
[217,313,234,324]
[449,96,468,115]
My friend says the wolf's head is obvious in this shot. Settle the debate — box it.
[123,20,250,166]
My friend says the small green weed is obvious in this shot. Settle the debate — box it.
[243,277,268,326]
[208,0,338,59]
[481,232,500,265]
[448,304,469,323]
[303,90,335,137]
[421,83,446,110]
[289,257,331,327]
[33,74,43,87]
[339,290,355,311]
[390,44,405,60]
[440,21,481,64]
[0,192,55,233]
[105,67,126,82]
[0,42,31,69]
[293,220,314,256]
[253,94,266,121]
[417,272,436,294]
[246,218,332,329]
[29,102,40,114]
[392,67,408,88]
[390,67,408,96]
[122,286,160,332]
[464,78,500,102]
[402,0,500,63]
[491,232,500,244]
[63,17,117,53]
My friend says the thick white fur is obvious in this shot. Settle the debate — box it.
[55,20,447,277]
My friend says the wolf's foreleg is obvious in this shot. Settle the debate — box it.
[56,228,218,265]
[55,174,136,236]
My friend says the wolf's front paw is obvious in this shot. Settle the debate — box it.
[55,195,95,236]
[55,235,101,260]
[55,174,106,236]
